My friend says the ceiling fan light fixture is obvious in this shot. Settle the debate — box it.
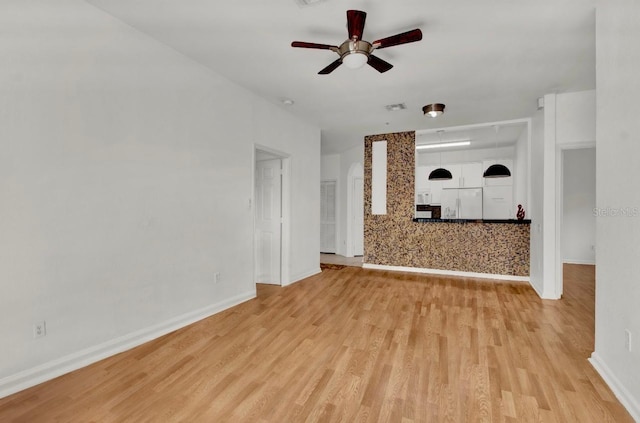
[428,168,453,181]
[291,10,422,74]
[342,51,369,69]
[423,103,445,118]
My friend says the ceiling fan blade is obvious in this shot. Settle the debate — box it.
[318,59,343,75]
[347,10,367,40]
[291,41,338,51]
[372,29,423,49]
[367,55,393,73]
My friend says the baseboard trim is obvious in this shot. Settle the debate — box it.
[362,263,530,283]
[285,267,321,286]
[0,291,255,399]
[589,352,640,421]
[563,259,596,265]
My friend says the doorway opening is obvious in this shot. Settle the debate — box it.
[556,145,596,297]
[320,180,337,254]
[254,146,290,286]
[347,162,364,257]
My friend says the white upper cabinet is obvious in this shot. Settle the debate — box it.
[443,162,483,188]
[461,162,483,187]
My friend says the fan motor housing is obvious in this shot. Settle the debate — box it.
[338,40,372,60]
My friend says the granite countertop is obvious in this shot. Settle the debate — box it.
[413,218,532,224]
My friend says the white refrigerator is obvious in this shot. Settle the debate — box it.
[441,188,483,219]
[482,186,514,219]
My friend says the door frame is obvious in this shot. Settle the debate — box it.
[253,144,291,286]
[554,142,596,298]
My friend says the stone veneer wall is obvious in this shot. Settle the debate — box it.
[364,131,530,276]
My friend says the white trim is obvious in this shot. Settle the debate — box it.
[0,291,255,399]
[543,93,558,300]
[281,157,292,286]
[362,263,530,282]
[286,268,321,286]
[589,352,640,422]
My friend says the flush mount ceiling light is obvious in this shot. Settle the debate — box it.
[428,130,453,181]
[280,98,295,106]
[422,103,445,118]
[483,125,511,178]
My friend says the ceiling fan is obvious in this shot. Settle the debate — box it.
[291,10,422,74]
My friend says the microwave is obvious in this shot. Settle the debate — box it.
[416,191,430,204]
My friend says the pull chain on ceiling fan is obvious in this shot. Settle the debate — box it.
[291,10,422,74]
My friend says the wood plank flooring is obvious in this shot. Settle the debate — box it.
[0,264,633,422]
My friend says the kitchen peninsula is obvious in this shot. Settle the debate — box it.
[364,131,530,278]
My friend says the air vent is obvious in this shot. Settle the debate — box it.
[294,0,327,7]
[385,103,407,112]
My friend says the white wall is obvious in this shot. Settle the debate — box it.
[536,90,597,299]
[528,109,545,297]
[321,154,340,181]
[562,148,596,264]
[591,1,640,420]
[556,90,597,145]
[0,0,320,397]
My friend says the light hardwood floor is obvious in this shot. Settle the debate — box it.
[0,264,632,422]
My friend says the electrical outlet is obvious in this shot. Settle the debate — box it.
[625,329,632,352]
[33,321,46,339]
[214,272,221,284]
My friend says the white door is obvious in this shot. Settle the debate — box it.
[320,180,337,253]
[255,159,281,285]
[352,177,364,256]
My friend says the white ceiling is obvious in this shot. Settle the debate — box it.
[86,0,596,154]
[416,120,527,152]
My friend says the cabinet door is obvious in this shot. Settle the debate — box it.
[460,162,483,187]
[482,159,513,186]
[442,164,462,189]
